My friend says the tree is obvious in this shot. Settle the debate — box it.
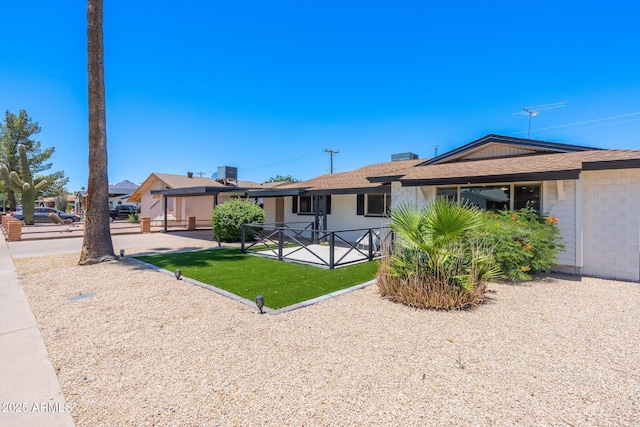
[0,110,66,211]
[80,0,115,265]
[266,174,300,183]
[38,171,69,199]
[54,188,70,212]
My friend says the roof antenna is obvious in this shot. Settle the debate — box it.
[434,145,438,157]
[513,102,566,138]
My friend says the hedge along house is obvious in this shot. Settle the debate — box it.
[128,171,279,230]
[368,134,640,282]
[252,155,424,243]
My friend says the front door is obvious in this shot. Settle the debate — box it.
[275,197,284,226]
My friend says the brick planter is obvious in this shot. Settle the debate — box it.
[7,219,22,241]
[187,216,196,231]
[140,217,151,233]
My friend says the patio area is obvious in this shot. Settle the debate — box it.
[241,222,390,268]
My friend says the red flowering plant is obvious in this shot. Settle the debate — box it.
[471,209,565,282]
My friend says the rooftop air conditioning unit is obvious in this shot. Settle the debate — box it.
[391,152,419,161]
[216,166,238,184]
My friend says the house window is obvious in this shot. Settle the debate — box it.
[363,193,391,216]
[513,185,540,211]
[436,184,541,211]
[299,196,313,213]
[460,185,510,210]
[295,195,331,215]
[437,187,458,201]
[356,193,391,216]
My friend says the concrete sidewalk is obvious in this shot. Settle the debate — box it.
[0,232,75,427]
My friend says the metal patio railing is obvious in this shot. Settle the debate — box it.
[241,222,391,269]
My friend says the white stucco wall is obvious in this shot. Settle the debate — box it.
[543,180,578,267]
[577,169,640,281]
[261,194,392,243]
[391,182,429,206]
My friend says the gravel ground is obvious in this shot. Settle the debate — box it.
[17,252,640,427]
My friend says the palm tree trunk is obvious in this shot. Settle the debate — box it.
[80,0,115,264]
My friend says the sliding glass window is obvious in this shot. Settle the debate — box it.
[437,184,541,211]
[460,186,510,210]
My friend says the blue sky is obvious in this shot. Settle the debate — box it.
[1,1,639,191]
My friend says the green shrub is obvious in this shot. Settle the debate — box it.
[378,199,499,310]
[474,209,564,282]
[212,198,265,242]
[127,213,139,223]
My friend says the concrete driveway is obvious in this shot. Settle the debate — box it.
[8,230,219,259]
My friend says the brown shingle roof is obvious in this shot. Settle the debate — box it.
[398,150,640,186]
[128,173,266,201]
[152,173,226,189]
[279,158,424,193]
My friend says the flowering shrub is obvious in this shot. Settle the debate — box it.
[473,209,564,282]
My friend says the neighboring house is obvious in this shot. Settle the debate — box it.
[109,180,139,208]
[74,191,87,215]
[253,155,424,242]
[39,194,75,210]
[128,172,275,226]
[367,134,640,282]
[70,180,138,217]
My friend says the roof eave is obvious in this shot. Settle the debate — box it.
[303,184,391,196]
[367,175,404,183]
[400,169,582,187]
[151,186,251,197]
[246,188,305,197]
[582,158,640,171]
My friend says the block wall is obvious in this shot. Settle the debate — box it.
[579,169,640,281]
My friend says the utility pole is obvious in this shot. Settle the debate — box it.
[323,148,339,173]
[195,171,206,177]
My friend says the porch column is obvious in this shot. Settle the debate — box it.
[163,195,168,233]
[313,196,319,240]
[322,195,328,231]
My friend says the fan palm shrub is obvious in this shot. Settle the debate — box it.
[377,198,499,310]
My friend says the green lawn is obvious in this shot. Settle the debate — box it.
[134,248,379,309]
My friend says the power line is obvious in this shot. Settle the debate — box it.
[511,111,640,136]
[242,152,323,172]
[528,117,640,136]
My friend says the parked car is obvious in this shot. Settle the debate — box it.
[110,204,138,220]
[12,207,81,223]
